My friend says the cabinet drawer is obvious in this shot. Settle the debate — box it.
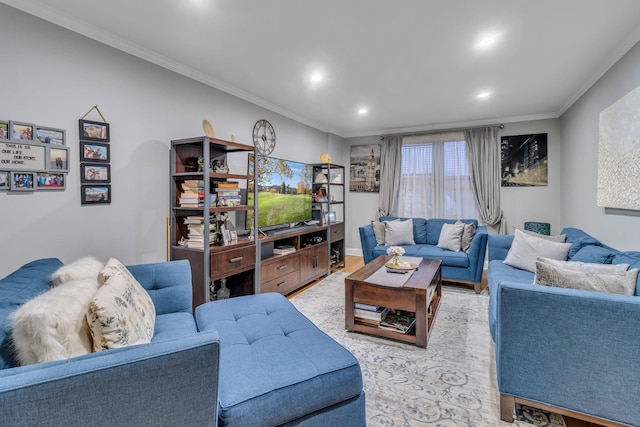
[210,246,256,277]
[261,270,302,295]
[330,222,345,241]
[261,254,300,282]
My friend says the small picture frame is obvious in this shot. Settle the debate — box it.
[81,185,111,204]
[10,171,35,191]
[325,211,337,223]
[230,230,238,241]
[36,172,66,190]
[79,119,110,142]
[0,171,9,190]
[81,163,110,183]
[80,141,110,162]
[9,121,35,142]
[36,126,66,146]
[0,121,9,142]
[48,147,69,172]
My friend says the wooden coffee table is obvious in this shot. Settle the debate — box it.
[345,256,442,348]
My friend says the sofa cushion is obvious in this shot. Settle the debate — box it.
[534,258,638,296]
[379,216,428,244]
[87,258,156,351]
[371,220,387,245]
[0,258,63,370]
[426,218,478,245]
[195,293,363,427]
[504,229,571,273]
[373,244,470,268]
[383,219,415,245]
[520,229,566,242]
[437,222,464,252]
[152,312,198,342]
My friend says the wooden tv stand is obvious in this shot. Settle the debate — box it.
[258,225,332,295]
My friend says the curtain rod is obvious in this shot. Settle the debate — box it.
[379,123,504,140]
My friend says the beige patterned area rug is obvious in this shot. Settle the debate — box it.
[289,272,565,427]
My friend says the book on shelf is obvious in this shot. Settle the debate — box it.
[274,245,296,255]
[216,181,239,188]
[379,311,416,334]
[354,306,390,323]
[354,303,381,312]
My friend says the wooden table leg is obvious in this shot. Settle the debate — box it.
[345,279,354,331]
[414,289,427,348]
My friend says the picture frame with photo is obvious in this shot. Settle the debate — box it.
[81,185,111,204]
[0,171,9,190]
[81,163,110,183]
[48,146,69,172]
[9,121,35,142]
[80,141,110,162]
[79,119,110,142]
[10,171,35,191]
[36,126,66,146]
[36,172,66,190]
[0,121,9,142]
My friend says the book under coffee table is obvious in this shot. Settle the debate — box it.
[345,256,442,348]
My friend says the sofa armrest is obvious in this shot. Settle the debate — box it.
[488,234,514,262]
[466,226,488,283]
[0,331,220,427]
[359,223,378,264]
[496,282,640,426]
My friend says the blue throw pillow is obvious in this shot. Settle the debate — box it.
[570,245,617,264]
[568,237,601,259]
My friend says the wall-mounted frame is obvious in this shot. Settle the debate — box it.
[36,172,66,190]
[79,119,110,142]
[36,126,66,146]
[48,146,69,172]
[81,163,110,183]
[80,141,110,162]
[81,185,111,204]
[0,121,9,142]
[10,171,35,191]
[0,171,8,190]
[9,121,35,142]
[0,141,46,171]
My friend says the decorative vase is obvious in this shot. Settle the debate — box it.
[217,278,230,300]
[392,254,399,266]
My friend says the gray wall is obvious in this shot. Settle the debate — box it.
[560,40,640,250]
[0,5,343,277]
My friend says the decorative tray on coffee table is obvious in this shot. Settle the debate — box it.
[385,261,418,270]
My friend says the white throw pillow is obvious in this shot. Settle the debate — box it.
[536,257,629,273]
[503,229,572,273]
[10,256,103,365]
[384,219,415,246]
[519,228,567,243]
[87,258,156,352]
[535,258,638,296]
[437,222,465,252]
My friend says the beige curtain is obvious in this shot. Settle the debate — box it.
[377,135,402,218]
[465,126,507,233]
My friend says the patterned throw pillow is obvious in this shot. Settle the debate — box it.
[87,258,156,351]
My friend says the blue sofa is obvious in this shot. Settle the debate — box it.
[488,228,640,426]
[0,258,365,427]
[359,217,488,293]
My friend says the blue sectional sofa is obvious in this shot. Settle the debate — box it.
[359,217,488,292]
[488,228,640,426]
[0,258,365,427]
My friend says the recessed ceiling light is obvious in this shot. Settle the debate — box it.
[357,107,368,115]
[475,33,500,50]
[476,91,492,99]
[310,72,323,83]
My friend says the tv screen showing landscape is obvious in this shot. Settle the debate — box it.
[247,155,313,229]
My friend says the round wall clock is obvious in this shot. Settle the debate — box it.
[252,119,276,155]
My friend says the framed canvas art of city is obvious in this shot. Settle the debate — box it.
[501,134,548,187]
[350,144,380,192]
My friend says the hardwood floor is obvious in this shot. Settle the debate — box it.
[309,255,602,427]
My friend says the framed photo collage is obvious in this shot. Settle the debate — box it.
[0,120,68,191]
[79,119,111,205]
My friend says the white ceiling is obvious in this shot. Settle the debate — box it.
[3,0,640,138]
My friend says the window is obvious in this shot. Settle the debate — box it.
[397,131,479,219]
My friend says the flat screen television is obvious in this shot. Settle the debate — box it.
[246,155,313,230]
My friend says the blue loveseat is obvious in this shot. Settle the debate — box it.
[0,258,365,427]
[488,228,640,426]
[359,217,488,293]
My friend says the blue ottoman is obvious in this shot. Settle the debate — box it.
[195,292,365,427]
